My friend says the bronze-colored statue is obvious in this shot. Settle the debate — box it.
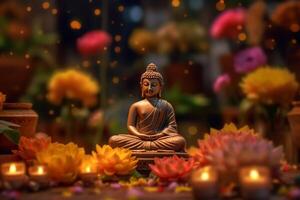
[109,63,186,151]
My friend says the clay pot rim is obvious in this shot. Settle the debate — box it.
[3,103,32,110]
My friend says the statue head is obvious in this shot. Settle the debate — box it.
[140,63,164,98]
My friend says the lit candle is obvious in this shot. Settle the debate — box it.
[1,162,27,188]
[79,163,98,182]
[28,164,48,184]
[191,166,219,200]
[239,166,271,200]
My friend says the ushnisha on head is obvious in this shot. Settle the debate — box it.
[140,63,164,98]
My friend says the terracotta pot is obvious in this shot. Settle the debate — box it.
[288,101,300,148]
[0,103,38,153]
[0,56,33,101]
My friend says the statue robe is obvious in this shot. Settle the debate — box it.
[109,99,186,151]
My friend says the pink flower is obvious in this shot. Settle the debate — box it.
[149,155,194,182]
[77,30,112,56]
[234,47,267,73]
[210,9,246,39]
[213,74,231,93]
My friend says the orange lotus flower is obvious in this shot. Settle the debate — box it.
[12,133,51,161]
[92,145,138,176]
[36,142,85,183]
[149,155,194,182]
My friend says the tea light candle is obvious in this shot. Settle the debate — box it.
[191,166,219,200]
[239,166,271,200]
[28,164,48,184]
[1,162,27,188]
[79,163,98,182]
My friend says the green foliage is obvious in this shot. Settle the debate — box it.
[0,120,20,144]
[0,17,57,56]
[164,86,209,115]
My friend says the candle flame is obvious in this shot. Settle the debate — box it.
[249,169,260,180]
[37,166,44,174]
[200,171,210,181]
[85,165,91,173]
[9,164,17,174]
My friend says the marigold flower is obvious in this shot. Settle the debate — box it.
[77,30,112,56]
[129,29,156,54]
[47,69,99,107]
[210,9,246,39]
[271,1,300,31]
[36,142,85,183]
[92,145,138,176]
[240,67,298,105]
[149,155,194,182]
[12,133,51,161]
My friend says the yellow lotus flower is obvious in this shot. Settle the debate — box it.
[240,67,298,105]
[47,69,99,107]
[92,145,138,176]
[36,142,85,183]
[0,92,6,110]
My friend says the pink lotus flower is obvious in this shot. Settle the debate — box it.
[210,9,246,39]
[149,155,194,182]
[189,124,283,185]
[77,30,112,56]
[213,74,231,93]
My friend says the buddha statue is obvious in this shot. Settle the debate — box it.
[109,63,186,152]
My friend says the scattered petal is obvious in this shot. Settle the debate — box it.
[143,186,159,192]
[175,186,192,193]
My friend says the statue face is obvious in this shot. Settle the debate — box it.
[141,78,161,98]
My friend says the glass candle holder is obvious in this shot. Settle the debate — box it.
[79,162,98,182]
[28,164,48,184]
[1,162,27,188]
[239,166,271,200]
[191,166,219,200]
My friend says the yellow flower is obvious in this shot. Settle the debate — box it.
[0,92,6,110]
[129,29,156,54]
[119,177,148,187]
[36,142,85,183]
[92,145,138,176]
[240,67,298,105]
[47,69,99,107]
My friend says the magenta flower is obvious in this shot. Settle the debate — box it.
[234,47,267,74]
[210,9,246,39]
[213,74,231,93]
[77,30,112,56]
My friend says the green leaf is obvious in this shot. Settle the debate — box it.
[0,120,20,128]
[131,170,143,178]
[0,126,20,144]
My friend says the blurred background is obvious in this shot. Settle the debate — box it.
[0,0,300,157]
